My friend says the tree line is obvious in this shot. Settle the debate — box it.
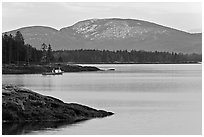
[2,31,42,64]
[2,31,54,64]
[2,31,202,64]
[54,49,201,63]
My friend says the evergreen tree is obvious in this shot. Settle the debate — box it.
[41,43,47,63]
[47,44,54,63]
[14,31,25,64]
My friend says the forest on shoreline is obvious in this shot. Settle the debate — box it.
[2,31,202,65]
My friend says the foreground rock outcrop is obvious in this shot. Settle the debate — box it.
[2,85,113,123]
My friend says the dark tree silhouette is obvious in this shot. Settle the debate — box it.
[53,49,201,64]
[40,43,47,63]
[47,44,54,63]
[14,31,25,64]
[2,31,42,64]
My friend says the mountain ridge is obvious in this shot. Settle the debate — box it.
[5,18,199,34]
[3,18,202,54]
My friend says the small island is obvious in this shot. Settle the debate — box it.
[2,85,114,123]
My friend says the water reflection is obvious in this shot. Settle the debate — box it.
[2,120,87,135]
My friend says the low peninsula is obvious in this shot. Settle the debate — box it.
[2,64,101,74]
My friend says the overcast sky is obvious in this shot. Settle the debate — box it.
[2,2,202,33]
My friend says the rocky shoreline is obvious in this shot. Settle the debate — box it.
[2,85,113,123]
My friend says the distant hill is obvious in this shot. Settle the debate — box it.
[4,18,202,54]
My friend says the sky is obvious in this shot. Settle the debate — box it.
[2,2,202,33]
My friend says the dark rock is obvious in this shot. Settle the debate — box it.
[2,85,114,123]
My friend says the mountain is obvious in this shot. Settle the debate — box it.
[3,18,202,54]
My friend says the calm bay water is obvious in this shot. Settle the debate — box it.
[2,64,202,135]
